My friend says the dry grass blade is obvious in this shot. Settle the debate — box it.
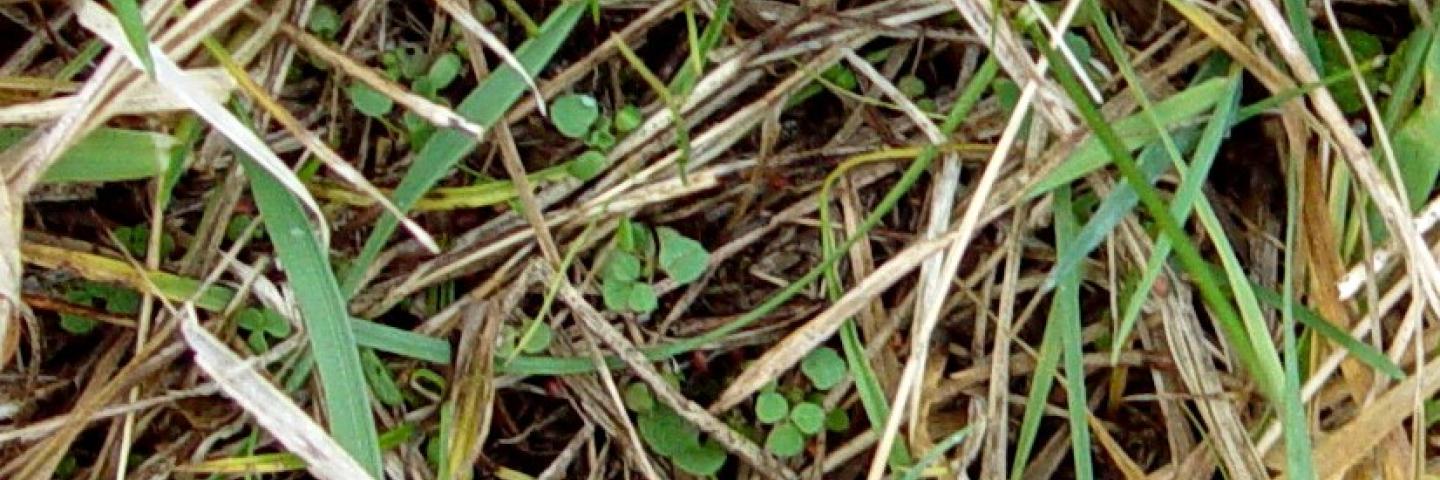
[0,68,236,124]
[76,2,330,239]
[433,0,548,116]
[177,306,372,479]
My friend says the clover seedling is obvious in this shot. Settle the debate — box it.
[637,404,728,476]
[347,82,394,118]
[801,346,846,390]
[426,53,463,91]
[624,382,655,413]
[114,224,173,259]
[755,391,789,424]
[765,423,805,457]
[658,227,709,284]
[236,306,291,353]
[308,4,341,40]
[614,104,642,133]
[639,406,698,457]
[600,222,709,314]
[551,93,600,138]
[567,150,608,181]
[60,281,140,335]
[898,75,926,98]
[789,402,825,435]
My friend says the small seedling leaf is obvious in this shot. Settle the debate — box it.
[627,282,658,313]
[601,278,632,312]
[236,308,265,332]
[427,53,463,90]
[308,4,342,39]
[765,423,805,457]
[261,308,291,337]
[615,104,642,133]
[790,402,825,435]
[755,391,789,424]
[347,82,394,117]
[551,93,600,138]
[604,251,642,282]
[898,75,926,98]
[638,407,700,457]
[60,314,97,335]
[673,441,727,476]
[567,150,608,181]
[657,227,709,285]
[801,347,846,390]
[624,382,655,413]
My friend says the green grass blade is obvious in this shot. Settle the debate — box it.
[1244,279,1403,379]
[1052,186,1093,479]
[1280,124,1316,480]
[1025,77,1228,196]
[108,0,153,76]
[1048,132,1198,291]
[0,127,175,184]
[342,3,585,296]
[1011,302,1063,478]
[1031,26,1280,403]
[667,0,731,97]
[241,152,382,476]
[1381,24,1433,129]
[1112,74,1242,363]
[350,320,452,364]
[898,425,974,480]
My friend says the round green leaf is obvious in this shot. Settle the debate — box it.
[246,330,269,353]
[473,0,496,23]
[639,407,699,457]
[789,402,825,435]
[601,278,632,312]
[897,75,926,98]
[551,93,600,139]
[427,53,463,90]
[307,4,341,39]
[624,382,655,413]
[60,314,97,335]
[801,347,846,390]
[236,308,265,332]
[627,282,658,313]
[347,82,394,117]
[615,104,642,133]
[604,251,641,282]
[586,126,616,151]
[673,441,727,476]
[657,227,709,285]
[754,391,789,424]
[765,423,805,457]
[567,150,608,181]
[260,308,291,337]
